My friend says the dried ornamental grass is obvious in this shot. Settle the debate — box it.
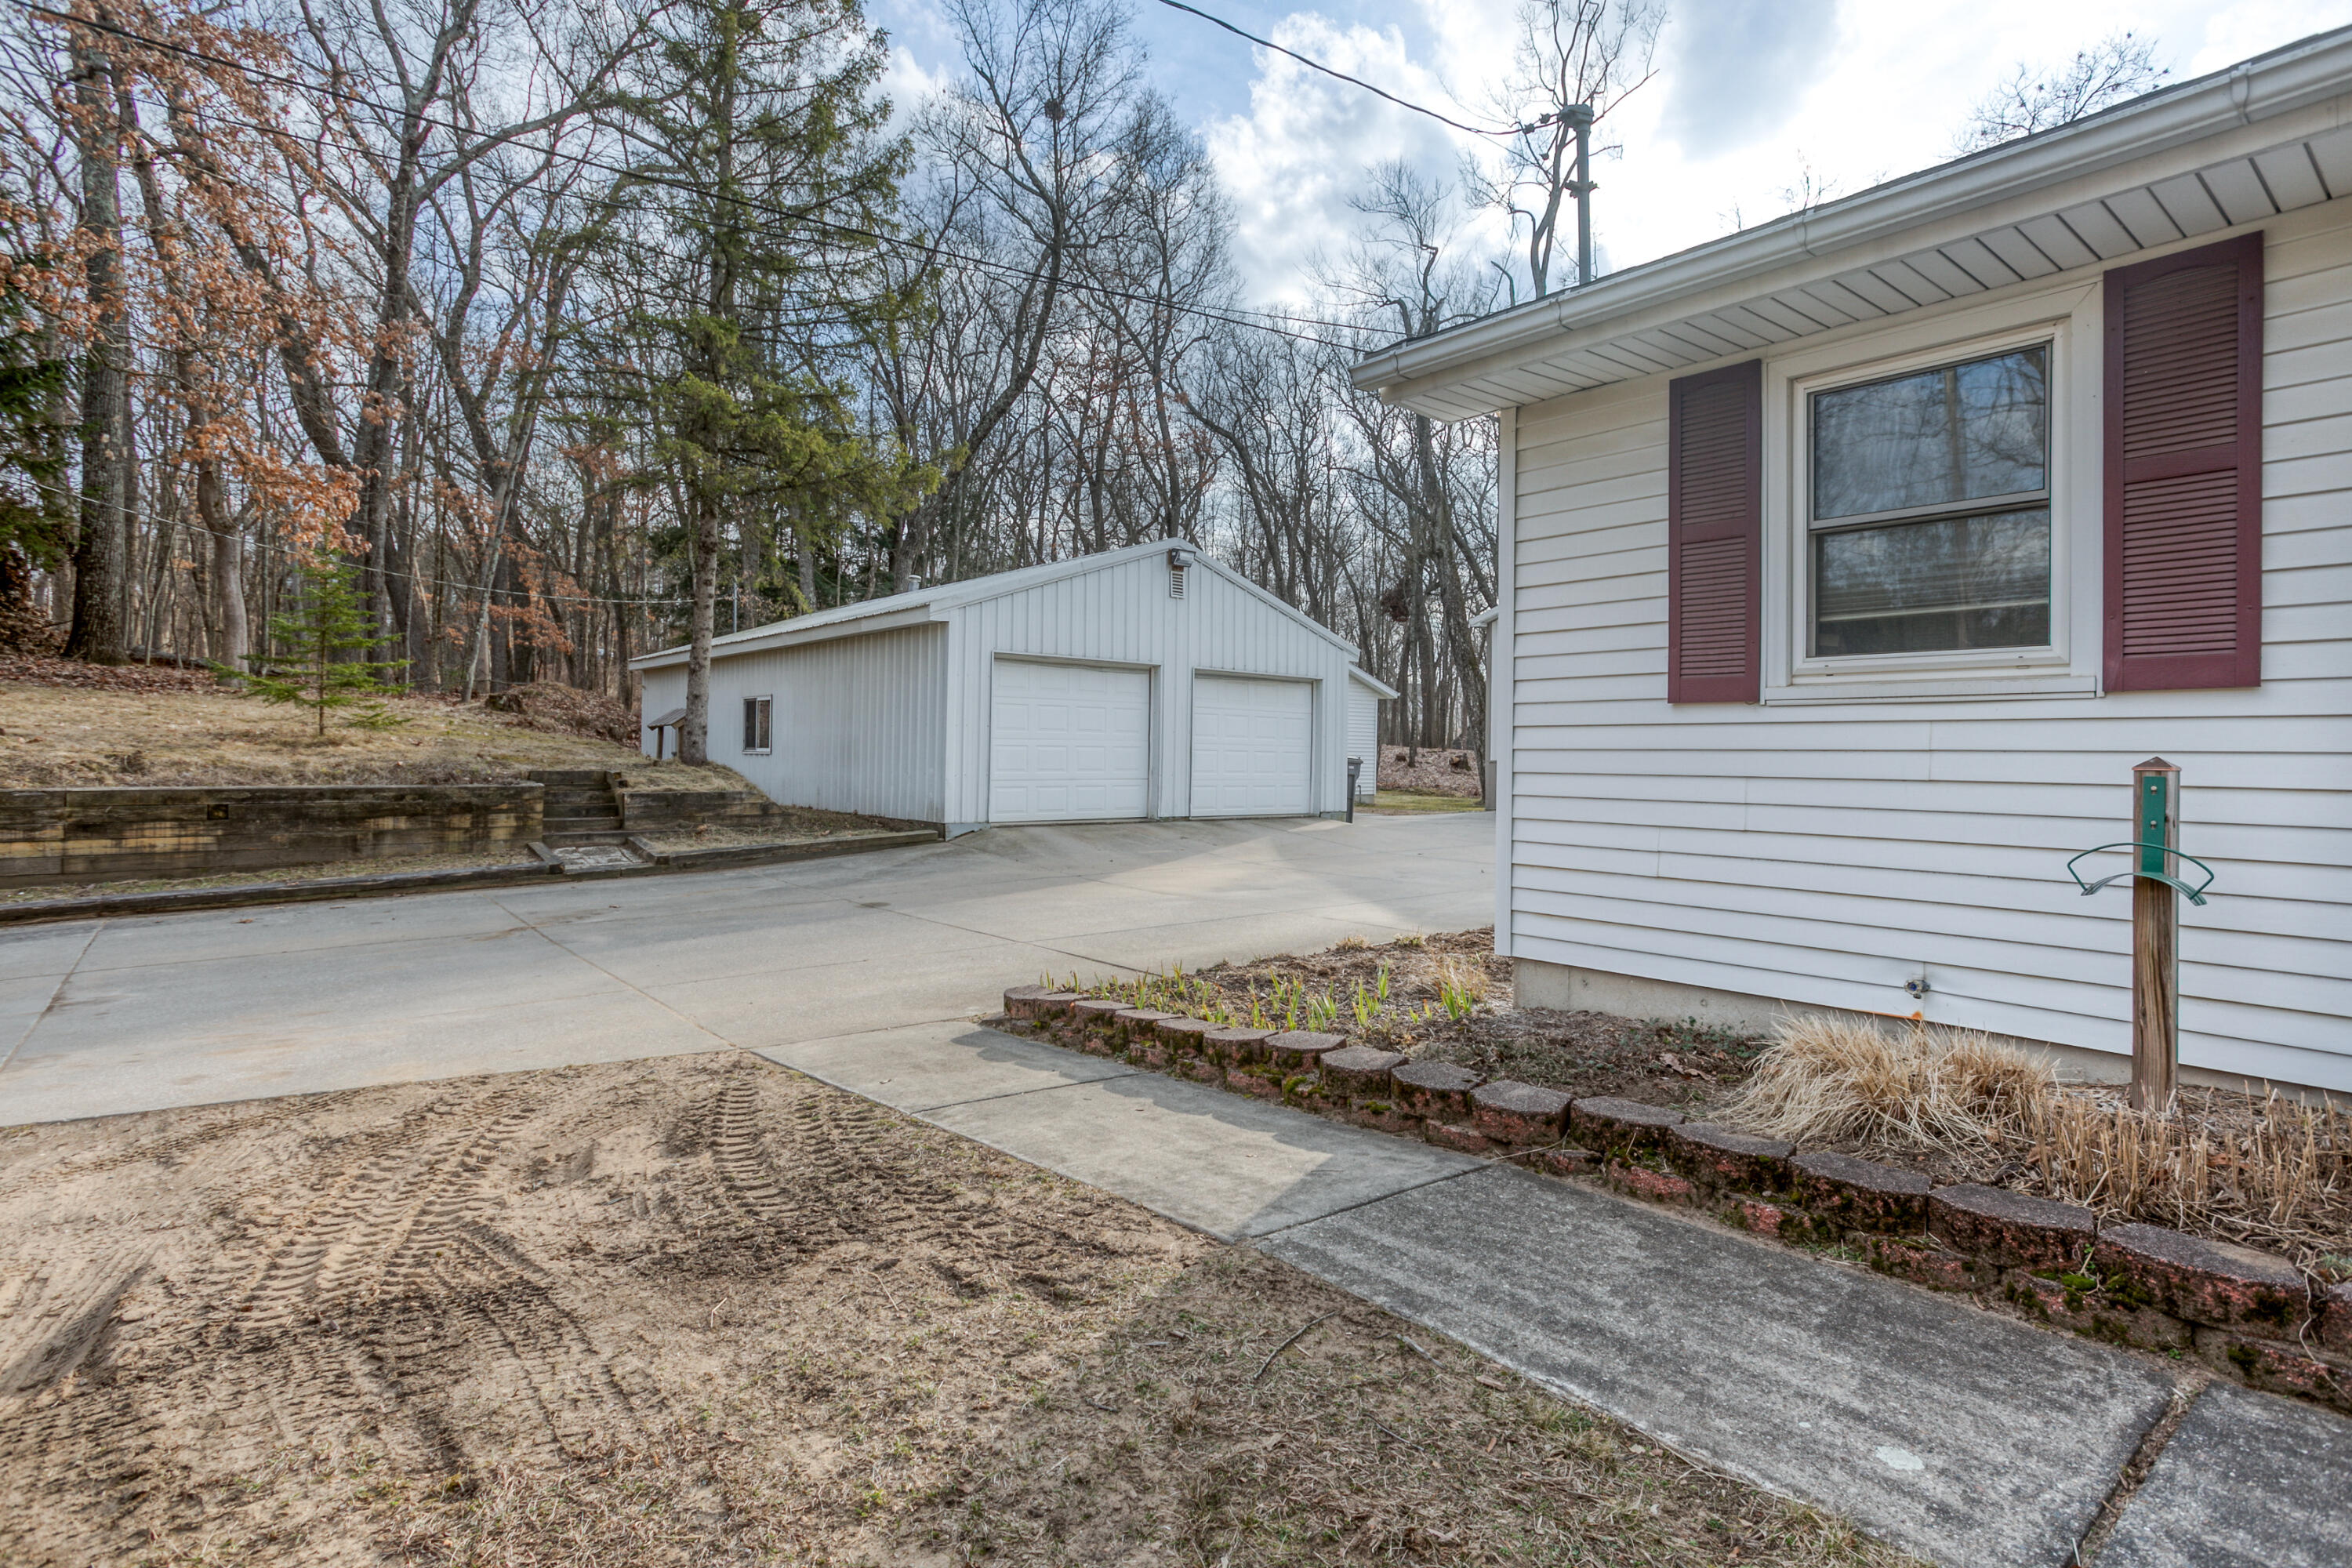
[1715,1015,2051,1152]
[1719,1016,2350,1263]
[2024,1089,2350,1255]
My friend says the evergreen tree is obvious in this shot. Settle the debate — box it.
[603,0,934,764]
[242,555,408,736]
[0,261,70,568]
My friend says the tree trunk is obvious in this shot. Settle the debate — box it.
[206,481,248,666]
[681,488,718,764]
[65,31,127,663]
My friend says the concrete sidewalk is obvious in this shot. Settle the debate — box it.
[771,1019,2352,1568]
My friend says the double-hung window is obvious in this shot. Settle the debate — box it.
[742,695,772,755]
[1807,345,2052,658]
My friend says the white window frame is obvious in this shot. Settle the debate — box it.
[1760,281,2103,704]
[742,693,773,755]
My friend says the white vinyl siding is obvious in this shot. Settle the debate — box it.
[1347,679,1381,799]
[988,660,1150,822]
[1505,198,2352,1093]
[1190,676,1313,817]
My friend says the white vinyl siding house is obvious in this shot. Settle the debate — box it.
[1359,29,2352,1094]
[632,543,1367,833]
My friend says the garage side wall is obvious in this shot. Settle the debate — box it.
[637,667,684,757]
[649,624,948,822]
[1346,682,1381,800]
[940,554,1354,825]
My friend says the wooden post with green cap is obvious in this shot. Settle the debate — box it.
[2130,757,2181,1112]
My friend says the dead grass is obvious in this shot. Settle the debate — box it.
[0,680,734,789]
[0,1053,1915,1567]
[1717,1016,2352,1269]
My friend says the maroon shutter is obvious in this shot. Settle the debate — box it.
[1667,359,1762,703]
[2103,232,2263,691]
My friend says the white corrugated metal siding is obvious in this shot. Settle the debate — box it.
[1504,200,2352,1091]
[940,552,1354,824]
[1347,678,1381,799]
[638,625,946,820]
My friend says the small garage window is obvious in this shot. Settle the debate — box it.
[741,695,772,755]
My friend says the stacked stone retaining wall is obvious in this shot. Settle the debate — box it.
[1002,985,2352,1417]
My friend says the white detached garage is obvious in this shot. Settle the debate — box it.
[631,543,1390,834]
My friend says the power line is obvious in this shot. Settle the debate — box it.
[7,0,1381,350]
[1150,0,1535,140]
[5,469,691,605]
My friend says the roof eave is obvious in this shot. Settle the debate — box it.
[627,602,938,670]
[1352,26,2352,408]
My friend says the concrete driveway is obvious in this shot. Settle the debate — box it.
[0,811,1491,1125]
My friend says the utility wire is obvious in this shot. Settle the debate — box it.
[6,0,1380,350]
[7,469,692,605]
[1151,0,1541,139]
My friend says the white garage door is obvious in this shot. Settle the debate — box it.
[1190,675,1312,818]
[989,659,1150,823]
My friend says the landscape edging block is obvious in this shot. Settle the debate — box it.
[2194,1327,2352,1415]
[1928,1183,2097,1272]
[1468,1080,1571,1146]
[1265,1030,1344,1071]
[1568,1097,1685,1160]
[1791,1150,1932,1233]
[1318,1045,1405,1098]
[1389,1059,1483,1123]
[2000,1269,2194,1353]
[2317,1282,2352,1356]
[1667,1121,1797,1198]
[2092,1221,2310,1333]
[1203,1027,1276,1067]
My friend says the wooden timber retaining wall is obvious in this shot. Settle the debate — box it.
[0,785,543,887]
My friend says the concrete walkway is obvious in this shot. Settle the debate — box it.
[0,812,1490,1124]
[775,1020,2352,1568]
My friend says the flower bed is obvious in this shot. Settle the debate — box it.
[999,981,2352,1417]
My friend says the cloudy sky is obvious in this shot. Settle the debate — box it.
[869,0,2352,306]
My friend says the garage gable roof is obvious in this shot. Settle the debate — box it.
[1352,24,2352,419]
[630,540,1356,670]
[1348,667,1400,700]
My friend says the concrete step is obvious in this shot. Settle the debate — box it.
[524,768,613,787]
[542,829,637,848]
[546,816,623,833]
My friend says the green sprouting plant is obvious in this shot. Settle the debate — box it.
[1350,984,1381,1029]
[1248,986,1269,1029]
[1305,991,1339,1032]
[1375,965,1392,1005]
[1436,971,1478,1022]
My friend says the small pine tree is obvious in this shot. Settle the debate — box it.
[245,554,408,736]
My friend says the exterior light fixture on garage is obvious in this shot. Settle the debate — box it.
[1167,545,1194,598]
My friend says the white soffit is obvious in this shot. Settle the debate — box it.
[1355,26,2352,421]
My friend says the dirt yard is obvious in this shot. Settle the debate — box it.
[0,665,724,789]
[0,1054,1911,1567]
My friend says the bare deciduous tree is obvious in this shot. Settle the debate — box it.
[1956,31,2168,153]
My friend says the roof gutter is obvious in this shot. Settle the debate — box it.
[1352,25,2352,398]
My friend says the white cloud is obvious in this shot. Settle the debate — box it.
[1202,14,1490,304]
